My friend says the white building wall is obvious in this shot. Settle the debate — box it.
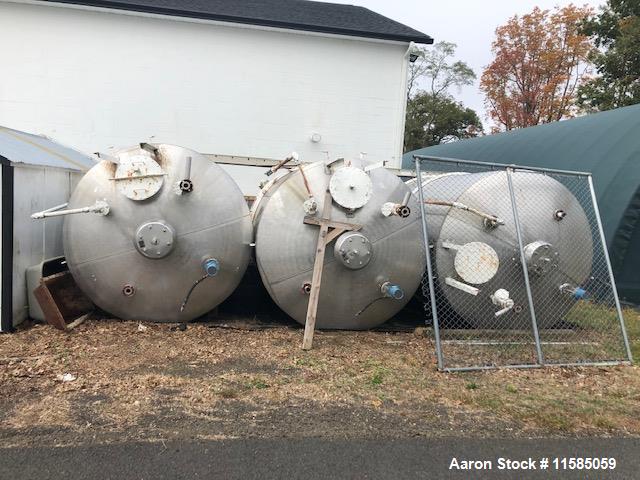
[11,165,81,325]
[0,1,410,172]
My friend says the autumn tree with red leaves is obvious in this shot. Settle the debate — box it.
[481,5,593,131]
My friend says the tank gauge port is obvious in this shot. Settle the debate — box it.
[554,209,566,221]
[179,179,193,193]
[513,305,523,314]
[122,284,136,297]
[301,282,312,295]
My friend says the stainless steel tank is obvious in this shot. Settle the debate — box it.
[252,159,426,330]
[411,171,593,328]
[63,144,252,322]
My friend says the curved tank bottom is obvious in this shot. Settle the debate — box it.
[253,160,426,330]
[63,144,252,322]
[410,170,593,329]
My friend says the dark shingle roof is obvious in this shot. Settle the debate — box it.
[42,0,433,43]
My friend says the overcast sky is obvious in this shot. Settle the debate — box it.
[331,0,605,126]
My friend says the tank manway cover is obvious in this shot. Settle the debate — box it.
[135,221,175,259]
[329,166,372,209]
[454,241,499,284]
[115,154,165,201]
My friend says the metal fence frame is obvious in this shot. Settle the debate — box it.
[414,154,633,372]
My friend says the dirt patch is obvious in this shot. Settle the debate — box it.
[0,318,639,447]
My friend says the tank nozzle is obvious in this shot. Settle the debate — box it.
[381,282,404,300]
[203,258,220,277]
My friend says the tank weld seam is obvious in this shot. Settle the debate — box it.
[267,218,422,286]
[364,216,421,245]
[70,215,249,267]
[176,214,250,237]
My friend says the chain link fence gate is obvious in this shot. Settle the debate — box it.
[411,155,633,372]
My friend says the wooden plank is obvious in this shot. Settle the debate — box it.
[33,282,67,330]
[324,227,347,246]
[303,216,362,232]
[302,189,333,350]
[65,313,89,331]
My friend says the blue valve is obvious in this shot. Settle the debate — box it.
[381,282,404,300]
[560,283,587,300]
[573,287,587,300]
[203,258,220,277]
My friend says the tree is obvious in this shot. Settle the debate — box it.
[404,94,483,152]
[480,5,593,130]
[407,41,476,100]
[404,41,481,151]
[577,0,640,111]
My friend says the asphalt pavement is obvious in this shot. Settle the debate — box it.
[2,437,639,479]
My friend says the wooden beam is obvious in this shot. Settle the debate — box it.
[303,216,362,232]
[301,189,333,350]
[324,227,347,246]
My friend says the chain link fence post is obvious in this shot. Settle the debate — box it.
[587,175,634,363]
[414,156,444,370]
[506,167,545,366]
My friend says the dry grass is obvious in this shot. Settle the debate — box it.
[0,317,639,446]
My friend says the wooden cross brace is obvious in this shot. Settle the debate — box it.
[301,189,361,350]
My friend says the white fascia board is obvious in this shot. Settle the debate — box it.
[6,0,411,47]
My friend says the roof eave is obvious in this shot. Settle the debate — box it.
[39,0,434,44]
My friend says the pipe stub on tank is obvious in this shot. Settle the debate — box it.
[135,221,176,259]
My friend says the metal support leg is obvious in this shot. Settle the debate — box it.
[506,167,544,365]
[414,157,444,371]
[587,176,634,362]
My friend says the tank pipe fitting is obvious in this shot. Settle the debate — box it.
[554,209,567,221]
[202,258,220,277]
[381,202,411,218]
[491,289,515,317]
[180,258,221,312]
[425,199,504,227]
[298,163,316,213]
[177,156,194,193]
[266,152,299,177]
[381,192,412,218]
[381,282,405,300]
[355,282,405,317]
[31,200,110,219]
[122,284,135,297]
[560,283,587,300]
[298,163,313,198]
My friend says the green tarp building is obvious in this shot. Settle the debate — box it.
[403,104,640,304]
